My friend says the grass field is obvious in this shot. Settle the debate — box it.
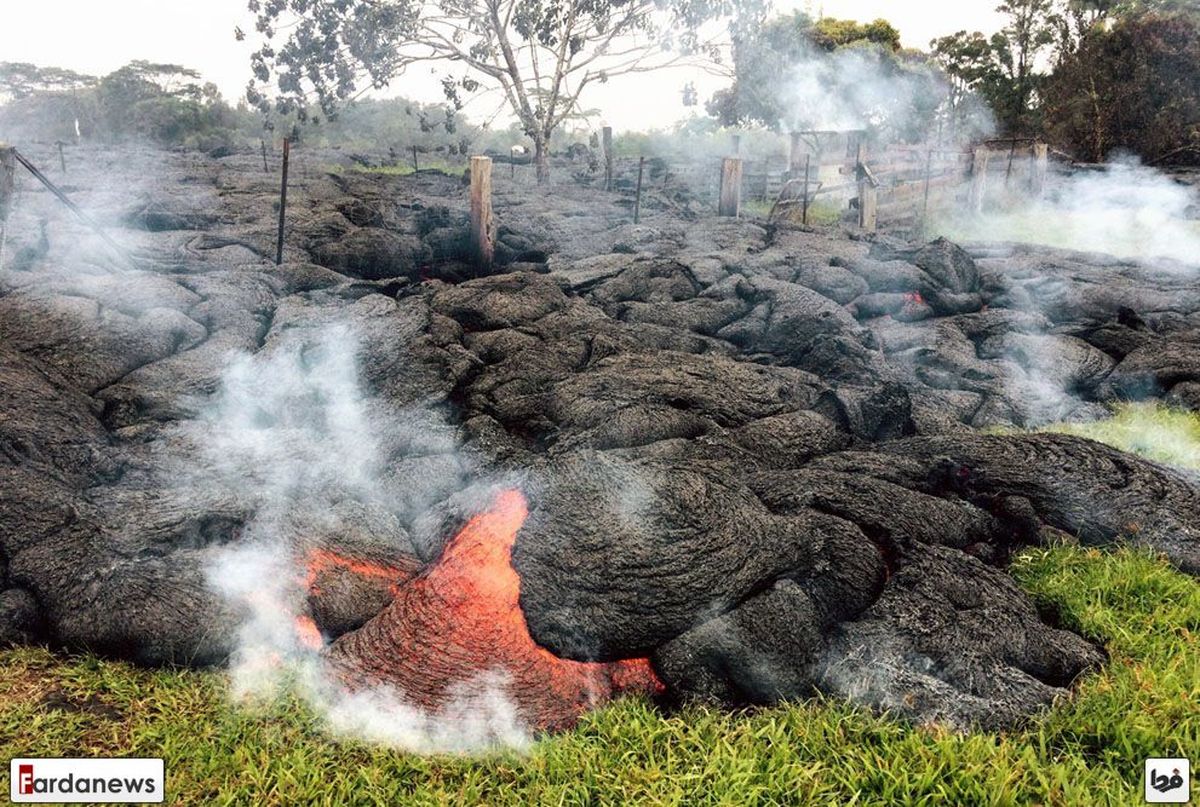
[2,408,1198,805]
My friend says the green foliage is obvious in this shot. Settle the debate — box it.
[1042,11,1200,164]
[244,0,749,180]
[0,63,95,102]
[931,0,1059,136]
[810,17,902,51]
[1041,402,1200,468]
[2,541,1196,804]
[709,12,944,144]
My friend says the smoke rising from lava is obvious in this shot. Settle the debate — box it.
[199,323,534,752]
[934,157,1200,268]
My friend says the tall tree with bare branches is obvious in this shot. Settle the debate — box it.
[244,0,748,181]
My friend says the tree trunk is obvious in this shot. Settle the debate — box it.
[534,138,550,184]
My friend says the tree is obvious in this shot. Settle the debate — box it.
[1042,11,1200,163]
[708,13,940,144]
[0,63,96,103]
[244,0,747,182]
[931,0,1058,136]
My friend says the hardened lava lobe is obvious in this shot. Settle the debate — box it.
[1,148,1199,729]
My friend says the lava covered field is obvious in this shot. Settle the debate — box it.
[1,145,1198,733]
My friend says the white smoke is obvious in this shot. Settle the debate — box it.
[935,156,1200,267]
[197,322,532,752]
[779,46,926,134]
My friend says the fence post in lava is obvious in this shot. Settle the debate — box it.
[1030,142,1048,198]
[718,157,743,217]
[921,149,934,229]
[469,156,496,269]
[634,156,645,224]
[275,138,290,266]
[968,147,990,214]
[856,153,878,233]
[0,144,13,270]
[802,152,811,225]
[602,126,614,191]
[0,144,15,223]
[789,132,803,177]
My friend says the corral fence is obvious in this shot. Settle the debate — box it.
[594,133,1053,234]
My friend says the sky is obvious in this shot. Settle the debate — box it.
[0,0,1009,131]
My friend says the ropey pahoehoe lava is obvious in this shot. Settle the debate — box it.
[2,147,1199,738]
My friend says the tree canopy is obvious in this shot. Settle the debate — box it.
[1042,11,1200,163]
[244,0,752,180]
[707,13,943,144]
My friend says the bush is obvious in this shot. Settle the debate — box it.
[1042,13,1200,165]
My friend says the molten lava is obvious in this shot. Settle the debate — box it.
[302,548,413,598]
[324,489,664,732]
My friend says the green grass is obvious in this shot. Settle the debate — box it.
[4,404,1198,804]
[2,543,1196,804]
[1040,401,1200,469]
[930,207,1200,263]
[325,161,465,177]
[744,199,844,225]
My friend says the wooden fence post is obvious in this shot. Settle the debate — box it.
[801,153,811,225]
[789,132,803,177]
[57,141,66,173]
[718,157,743,217]
[260,139,269,173]
[921,149,933,226]
[634,156,645,224]
[602,126,613,191]
[856,147,877,232]
[968,147,990,214]
[1030,142,1048,198]
[469,155,495,269]
[275,138,290,265]
[412,145,419,172]
[0,144,15,224]
[858,180,877,232]
[731,133,741,156]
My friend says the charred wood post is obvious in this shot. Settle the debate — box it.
[921,149,933,227]
[634,156,645,224]
[788,132,803,177]
[275,138,290,266]
[718,157,743,217]
[856,149,878,232]
[0,144,13,270]
[969,147,990,214]
[469,156,496,269]
[802,153,811,225]
[1031,143,1048,198]
[602,126,613,191]
[0,145,14,224]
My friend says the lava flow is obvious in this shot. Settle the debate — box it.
[323,489,664,733]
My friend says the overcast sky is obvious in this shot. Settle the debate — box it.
[0,0,1008,131]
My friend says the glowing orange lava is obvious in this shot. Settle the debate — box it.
[295,614,324,651]
[301,548,415,597]
[325,489,664,732]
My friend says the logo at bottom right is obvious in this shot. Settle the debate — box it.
[1146,758,1190,803]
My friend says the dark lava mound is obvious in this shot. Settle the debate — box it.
[1,146,1198,732]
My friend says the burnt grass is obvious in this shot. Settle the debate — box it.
[0,142,1199,747]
